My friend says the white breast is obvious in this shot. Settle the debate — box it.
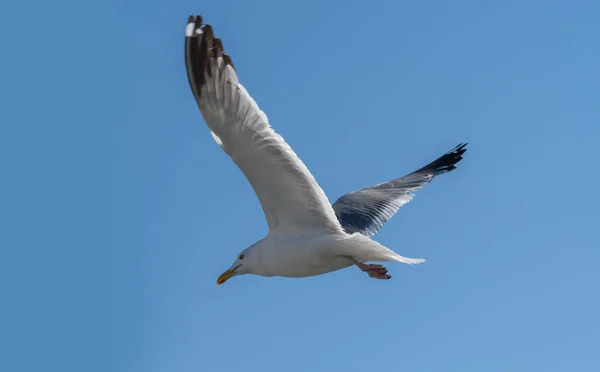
[252,233,355,278]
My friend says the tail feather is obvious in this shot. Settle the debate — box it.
[389,254,426,265]
[345,233,426,265]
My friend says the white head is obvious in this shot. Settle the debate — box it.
[216,247,259,285]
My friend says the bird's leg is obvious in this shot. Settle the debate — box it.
[357,263,391,279]
[343,256,391,280]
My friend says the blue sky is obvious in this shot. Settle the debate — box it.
[2,0,599,371]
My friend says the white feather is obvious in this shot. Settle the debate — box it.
[195,54,344,235]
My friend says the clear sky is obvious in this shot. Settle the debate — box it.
[2,0,599,371]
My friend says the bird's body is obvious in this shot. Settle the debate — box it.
[183,15,467,284]
[244,233,355,278]
[241,232,417,278]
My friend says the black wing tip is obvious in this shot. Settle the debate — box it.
[185,15,203,37]
[187,15,201,24]
[212,37,224,58]
[410,142,468,176]
[451,142,468,153]
[184,15,215,40]
[436,142,468,173]
[184,15,237,97]
[185,16,235,66]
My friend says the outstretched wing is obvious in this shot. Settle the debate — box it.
[184,16,343,235]
[332,143,467,237]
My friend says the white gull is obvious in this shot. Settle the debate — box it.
[183,16,467,285]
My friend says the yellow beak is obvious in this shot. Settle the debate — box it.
[216,268,237,285]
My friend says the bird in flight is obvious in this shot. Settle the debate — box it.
[184,15,467,285]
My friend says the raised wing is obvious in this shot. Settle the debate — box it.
[184,16,343,235]
[332,143,467,237]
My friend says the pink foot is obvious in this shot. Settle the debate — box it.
[356,263,391,280]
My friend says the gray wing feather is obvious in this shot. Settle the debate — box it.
[332,143,467,237]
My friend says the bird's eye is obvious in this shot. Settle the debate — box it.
[239,254,245,260]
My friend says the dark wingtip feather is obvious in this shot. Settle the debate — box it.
[411,142,468,176]
[223,54,236,71]
[185,15,203,36]
[203,24,214,40]
[212,38,224,58]
[193,15,203,28]
[184,16,237,99]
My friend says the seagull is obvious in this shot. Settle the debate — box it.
[184,16,467,285]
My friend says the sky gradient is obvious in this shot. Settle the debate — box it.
[2,0,599,371]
